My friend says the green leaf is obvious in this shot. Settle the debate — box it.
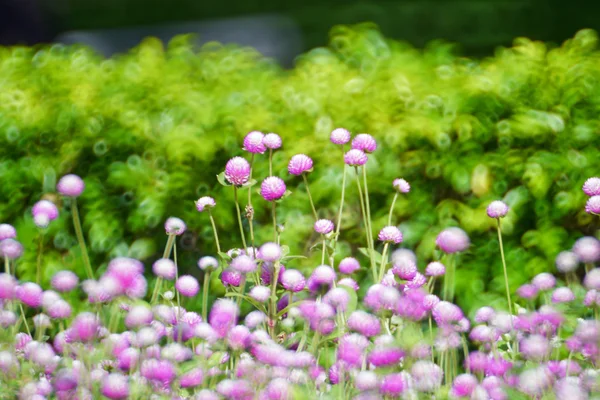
[218,251,232,261]
[280,245,290,257]
[358,247,382,263]
[275,190,293,203]
[241,179,257,188]
[216,172,231,187]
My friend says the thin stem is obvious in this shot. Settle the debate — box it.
[269,149,273,176]
[237,276,247,307]
[388,192,399,226]
[71,198,94,280]
[321,236,326,265]
[19,303,31,336]
[208,211,221,254]
[36,232,44,285]
[378,243,390,282]
[4,257,9,275]
[272,202,278,243]
[497,219,513,316]
[150,234,176,303]
[202,270,211,321]
[362,165,374,248]
[443,254,455,301]
[429,316,434,362]
[233,187,248,250]
[302,174,318,221]
[462,335,470,373]
[174,241,181,318]
[354,168,376,281]
[150,278,163,304]
[268,261,281,339]
[335,151,347,237]
[247,154,255,251]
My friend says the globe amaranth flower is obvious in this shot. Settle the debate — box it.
[0,224,16,241]
[344,149,368,166]
[551,287,575,303]
[209,299,239,338]
[32,200,59,228]
[411,360,444,392]
[338,257,360,274]
[351,133,377,153]
[152,259,176,280]
[573,236,600,263]
[176,275,200,297]
[258,242,281,262]
[555,251,579,273]
[584,268,600,290]
[260,177,286,201]
[16,283,43,308]
[224,157,251,186]
[195,196,216,212]
[230,255,257,274]
[314,219,334,235]
[57,174,85,197]
[425,261,446,277]
[281,269,305,292]
[243,131,266,154]
[51,271,79,292]
[393,178,410,193]
[0,239,23,259]
[164,217,186,235]
[263,133,282,150]
[288,154,313,176]
[532,272,556,290]
[586,196,600,215]
[380,373,407,397]
[486,200,509,218]
[307,265,336,293]
[436,227,470,254]
[330,128,351,145]
[198,256,218,271]
[583,177,600,196]
[378,226,403,244]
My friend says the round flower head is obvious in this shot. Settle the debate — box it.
[307,265,336,293]
[532,272,556,290]
[125,305,153,328]
[573,236,600,263]
[32,200,59,228]
[176,275,200,297]
[425,261,446,277]
[225,157,251,186]
[51,271,79,292]
[209,299,239,338]
[487,200,509,218]
[16,282,43,308]
[259,242,281,262]
[517,283,539,299]
[380,373,406,397]
[324,287,350,311]
[0,224,16,241]
[57,174,85,197]
[344,149,368,166]
[281,269,305,292]
[243,131,266,154]
[338,277,359,290]
[263,133,282,150]
[230,255,257,274]
[393,178,410,193]
[555,251,579,273]
[450,374,478,398]
[411,360,444,392]
[314,219,334,235]
[0,274,16,300]
[436,227,470,254]
[583,177,600,196]
[164,217,186,235]
[584,268,600,290]
[330,128,351,145]
[378,226,403,244]
[432,301,464,326]
[249,286,271,303]
[338,257,360,274]
[0,239,24,259]
[288,154,313,176]
[152,259,176,280]
[198,256,218,271]
[474,306,496,323]
[586,196,600,215]
[101,373,129,400]
[351,133,377,153]
[260,177,286,201]
[221,268,242,287]
[47,300,72,319]
[195,196,216,212]
[347,311,380,337]
[70,312,100,342]
[552,287,575,303]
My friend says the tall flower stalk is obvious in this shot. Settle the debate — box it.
[487,201,513,315]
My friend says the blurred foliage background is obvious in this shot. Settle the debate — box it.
[1,22,599,314]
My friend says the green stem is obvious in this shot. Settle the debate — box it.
[378,243,390,282]
[174,241,181,318]
[269,149,273,176]
[202,270,211,321]
[321,236,326,265]
[497,219,513,316]
[462,335,470,373]
[237,276,247,308]
[208,211,221,254]
[362,165,374,248]
[71,198,94,280]
[335,151,347,238]
[36,232,44,285]
[150,234,176,304]
[429,316,434,362]
[387,192,399,226]
[4,257,9,275]
[443,254,456,301]
[269,261,281,339]
[354,167,376,281]
[150,278,163,304]
[247,154,255,251]
[302,174,318,221]
[19,303,31,336]
[272,201,278,243]
[233,187,248,250]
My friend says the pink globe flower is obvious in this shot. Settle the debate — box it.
[288,154,313,176]
[224,157,251,186]
[51,271,79,292]
[487,200,509,218]
[330,128,351,145]
[586,196,600,215]
[338,257,360,274]
[70,312,100,342]
[57,174,85,197]
[0,239,23,259]
[230,255,257,274]
[260,177,286,201]
[258,243,281,262]
[263,133,282,150]
[573,236,600,263]
[344,149,368,166]
[209,299,239,338]
[378,226,403,244]
[101,373,129,400]
[243,131,266,154]
[583,177,600,196]
[425,261,446,277]
[152,259,176,280]
[164,217,186,236]
[176,275,200,297]
[0,224,16,241]
[281,269,306,292]
[196,196,216,212]
[16,282,43,308]
[314,219,334,235]
[197,256,219,271]
[393,178,410,193]
[351,133,377,153]
[32,200,59,228]
[436,227,470,254]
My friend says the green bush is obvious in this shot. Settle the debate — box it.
[1,24,599,313]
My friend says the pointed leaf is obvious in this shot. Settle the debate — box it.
[216,172,231,187]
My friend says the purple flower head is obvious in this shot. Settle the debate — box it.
[517,283,539,299]
[32,200,59,228]
[244,310,266,330]
[70,312,100,342]
[243,131,266,154]
[307,265,336,293]
[584,268,600,290]
[198,256,219,271]
[347,311,381,337]
[57,174,85,197]
[164,217,186,235]
[51,271,79,292]
[344,149,368,166]
[230,255,257,274]
[180,368,204,388]
[263,378,290,400]
[450,374,478,398]
[474,306,495,323]
[555,251,579,273]
[432,301,464,326]
[520,334,550,360]
[425,261,446,277]
[176,275,200,297]
[125,305,153,329]
[47,300,72,319]
[391,178,411,194]
[378,226,403,244]
[221,268,242,287]
[518,366,554,397]
[141,359,176,386]
[368,346,405,367]
[288,154,313,176]
[532,272,556,290]
[407,272,427,289]
[152,258,176,280]
[314,219,334,235]
[195,196,216,212]
[0,274,16,300]
[412,360,444,392]
[216,379,253,399]
[487,200,509,218]
[0,311,16,328]
[330,128,351,145]
[101,373,129,400]
[105,257,145,297]
[392,260,417,282]
[436,227,470,254]
[323,287,350,311]
[227,325,251,351]
[551,287,575,303]
[351,133,377,153]
[422,294,440,311]
[469,325,498,343]
[583,177,600,196]
[391,248,417,265]
[209,299,239,338]
[338,333,369,367]
[355,371,378,392]
[260,177,286,201]
[249,286,271,302]
[16,282,43,308]
[281,269,305,292]
[586,196,600,215]
[338,257,360,275]
[0,224,16,241]
[338,277,359,290]
[380,373,407,397]
[573,236,600,263]
[225,157,251,186]
[258,242,281,262]
[263,133,282,150]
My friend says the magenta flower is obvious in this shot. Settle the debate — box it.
[584,268,600,290]
[436,227,470,254]
[221,268,242,287]
[288,154,313,176]
[243,131,266,154]
[0,224,16,241]
[486,200,509,218]
[224,157,251,186]
[70,312,100,342]
[425,261,446,277]
[230,255,257,274]
[347,311,380,337]
[0,238,23,259]
[552,287,575,303]
[16,282,43,308]
[227,325,251,350]
[583,177,600,196]
[209,299,239,338]
[586,196,600,215]
[338,257,360,274]
[281,269,305,292]
[344,149,368,166]
[380,373,407,397]
[532,272,556,290]
[314,219,334,235]
[263,133,282,149]
[330,128,351,145]
[393,178,410,193]
[555,251,579,273]
[249,286,270,302]
[197,256,218,271]
[351,133,377,153]
[450,374,478,397]
[516,283,538,299]
[51,271,79,292]
[101,373,129,400]
[260,177,286,201]
[125,305,153,329]
[378,226,403,244]
[57,174,85,197]
[392,260,416,280]
[258,242,281,262]
[152,259,176,280]
[176,275,200,297]
[0,274,16,300]
[412,360,443,392]
[573,236,600,263]
[307,265,336,293]
[180,368,204,388]
[32,200,59,228]
[164,217,186,235]
[196,196,216,212]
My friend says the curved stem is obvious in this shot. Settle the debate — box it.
[354,168,376,281]
[387,193,399,226]
[271,202,278,243]
[362,165,374,247]
[71,198,94,280]
[268,261,281,339]
[378,243,390,282]
[19,303,31,336]
[202,270,211,321]
[150,234,176,303]
[233,187,248,250]
[302,174,318,221]
[443,254,456,301]
[208,211,221,254]
[36,232,44,285]
[247,154,255,251]
[497,219,513,316]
